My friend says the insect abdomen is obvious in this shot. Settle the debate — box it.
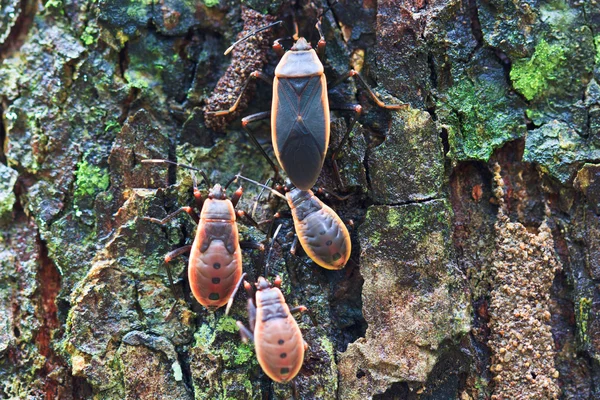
[255,309,304,382]
[189,239,242,309]
[294,205,351,270]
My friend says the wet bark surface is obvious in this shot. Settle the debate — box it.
[0,0,599,399]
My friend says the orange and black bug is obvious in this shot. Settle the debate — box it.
[206,18,407,190]
[237,275,308,383]
[142,159,253,311]
[236,175,351,270]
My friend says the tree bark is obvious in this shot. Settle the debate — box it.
[0,0,598,399]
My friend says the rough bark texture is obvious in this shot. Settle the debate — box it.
[0,0,599,399]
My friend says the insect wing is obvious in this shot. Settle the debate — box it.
[272,75,330,190]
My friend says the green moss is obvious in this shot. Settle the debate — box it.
[195,323,215,348]
[80,25,98,46]
[233,343,254,365]
[387,208,401,228]
[216,316,238,334]
[402,206,429,233]
[74,160,109,199]
[370,231,381,247]
[319,336,335,360]
[192,319,259,398]
[104,119,121,134]
[510,40,566,101]
[440,78,525,161]
[0,165,18,223]
[0,191,15,222]
[44,0,63,10]
[364,209,381,246]
[204,0,219,7]
[126,3,150,21]
[595,35,600,65]
[578,297,592,345]
[123,32,186,98]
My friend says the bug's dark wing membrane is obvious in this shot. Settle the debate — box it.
[274,76,327,190]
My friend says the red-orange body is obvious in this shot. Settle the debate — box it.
[189,194,242,310]
[237,277,306,383]
[286,188,351,270]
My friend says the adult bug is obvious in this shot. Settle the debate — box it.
[206,18,407,190]
[236,175,351,270]
[237,272,308,383]
[142,159,252,311]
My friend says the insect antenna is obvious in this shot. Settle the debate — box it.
[224,164,244,190]
[224,21,284,55]
[264,224,283,278]
[142,159,212,187]
[251,178,271,219]
[292,17,299,41]
[225,272,247,316]
[236,175,287,201]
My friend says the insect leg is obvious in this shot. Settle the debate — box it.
[236,321,255,343]
[292,380,299,400]
[164,245,192,263]
[258,211,283,227]
[313,186,351,201]
[226,183,257,227]
[163,245,192,300]
[229,186,244,207]
[294,306,318,327]
[205,71,273,117]
[239,240,265,251]
[191,172,204,212]
[289,305,307,314]
[286,234,316,270]
[315,19,326,60]
[241,111,280,181]
[330,70,409,109]
[290,235,299,256]
[144,206,199,225]
[247,299,257,334]
[272,38,287,57]
[225,272,247,315]
[327,103,363,191]
[237,210,260,229]
[243,280,257,332]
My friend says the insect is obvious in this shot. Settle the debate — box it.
[236,175,351,270]
[206,18,407,190]
[203,7,276,132]
[237,274,308,383]
[142,159,251,311]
